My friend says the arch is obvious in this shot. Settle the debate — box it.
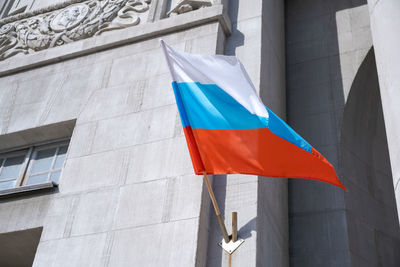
[340,48,400,265]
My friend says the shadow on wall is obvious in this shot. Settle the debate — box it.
[224,0,244,56]
[340,48,400,266]
[286,0,350,265]
[284,1,388,266]
[238,216,256,239]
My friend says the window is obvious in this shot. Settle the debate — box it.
[0,140,68,190]
[0,227,42,267]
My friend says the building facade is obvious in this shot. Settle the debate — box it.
[0,0,398,266]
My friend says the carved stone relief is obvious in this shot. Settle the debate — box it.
[50,4,90,32]
[0,0,151,61]
[168,0,212,17]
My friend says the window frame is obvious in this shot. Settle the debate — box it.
[0,138,69,191]
[0,148,30,189]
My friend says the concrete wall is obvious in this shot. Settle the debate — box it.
[258,1,288,267]
[367,0,400,222]
[0,3,227,265]
[0,0,290,266]
[341,49,400,266]
[2,0,397,266]
[207,1,288,266]
[285,0,399,266]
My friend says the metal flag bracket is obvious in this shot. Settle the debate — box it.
[218,211,245,254]
[219,238,245,254]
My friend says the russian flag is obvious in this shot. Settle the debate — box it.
[161,41,345,189]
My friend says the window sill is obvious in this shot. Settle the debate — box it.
[0,182,58,198]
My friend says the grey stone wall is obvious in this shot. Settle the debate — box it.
[367,0,400,222]
[0,0,290,266]
[1,0,398,266]
[0,3,228,265]
[207,0,288,266]
[286,0,400,266]
[341,49,400,266]
[258,0,288,267]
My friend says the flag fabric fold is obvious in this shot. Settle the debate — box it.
[161,40,345,189]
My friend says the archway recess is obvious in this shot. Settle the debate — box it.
[340,48,400,266]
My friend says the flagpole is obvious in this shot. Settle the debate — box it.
[203,171,230,243]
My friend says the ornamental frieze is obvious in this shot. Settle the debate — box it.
[168,0,212,17]
[0,0,151,61]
